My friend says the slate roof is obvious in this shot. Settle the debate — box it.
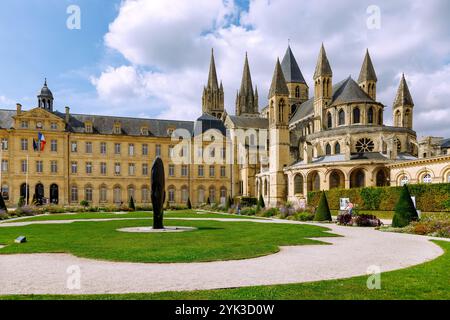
[313,44,332,79]
[394,74,414,106]
[440,138,450,148]
[227,115,269,129]
[281,46,306,84]
[289,77,376,125]
[268,58,290,98]
[358,50,377,83]
[0,108,195,137]
[193,113,227,136]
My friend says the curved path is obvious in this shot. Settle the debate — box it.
[0,217,444,295]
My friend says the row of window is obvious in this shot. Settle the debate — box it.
[19,121,59,130]
[326,106,383,129]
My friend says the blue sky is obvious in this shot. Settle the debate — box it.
[0,0,450,137]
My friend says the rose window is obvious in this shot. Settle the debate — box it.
[355,138,375,153]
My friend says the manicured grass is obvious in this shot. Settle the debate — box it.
[0,218,335,263]
[3,240,447,300]
[2,210,263,223]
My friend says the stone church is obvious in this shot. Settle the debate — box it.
[0,44,448,207]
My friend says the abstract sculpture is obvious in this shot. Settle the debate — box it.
[151,157,166,229]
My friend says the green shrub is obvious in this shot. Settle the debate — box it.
[240,196,258,207]
[240,208,256,216]
[17,196,25,208]
[308,183,450,212]
[135,205,153,212]
[294,212,315,221]
[314,191,332,222]
[392,185,419,228]
[80,200,89,208]
[260,207,279,217]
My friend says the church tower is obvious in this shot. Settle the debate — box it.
[235,53,259,117]
[280,45,308,116]
[267,58,290,207]
[38,78,54,112]
[313,44,332,132]
[393,74,414,129]
[202,49,224,119]
[358,49,377,100]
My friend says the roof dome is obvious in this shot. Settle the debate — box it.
[38,79,53,97]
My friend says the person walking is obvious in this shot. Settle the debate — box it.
[237,203,241,215]
[346,201,354,215]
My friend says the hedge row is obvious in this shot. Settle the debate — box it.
[307,183,450,212]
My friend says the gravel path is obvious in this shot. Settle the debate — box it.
[0,218,445,295]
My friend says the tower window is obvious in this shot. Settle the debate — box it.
[338,109,345,126]
[353,107,361,124]
[335,142,341,154]
[325,143,332,155]
[278,99,285,122]
[368,107,374,124]
[295,86,300,98]
[327,112,332,129]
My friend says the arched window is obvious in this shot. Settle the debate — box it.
[295,86,300,98]
[141,186,149,203]
[198,187,205,204]
[325,143,332,155]
[405,109,411,127]
[400,175,409,186]
[209,186,216,203]
[395,110,401,127]
[335,142,341,154]
[368,107,374,124]
[264,180,268,196]
[128,185,135,201]
[327,112,332,129]
[113,186,122,204]
[180,186,189,203]
[278,99,285,122]
[85,185,93,202]
[100,185,107,203]
[71,185,78,203]
[220,187,227,203]
[1,184,9,201]
[294,175,304,194]
[396,139,402,151]
[378,109,383,125]
[168,187,176,203]
[338,109,345,126]
[353,107,361,124]
[423,174,432,184]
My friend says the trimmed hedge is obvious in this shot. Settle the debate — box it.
[308,183,450,212]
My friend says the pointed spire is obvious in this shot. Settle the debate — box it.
[394,74,414,106]
[239,52,254,96]
[44,78,47,86]
[207,48,219,90]
[268,58,289,98]
[358,49,377,83]
[281,45,306,83]
[313,43,332,79]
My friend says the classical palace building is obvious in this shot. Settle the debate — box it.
[1,45,449,208]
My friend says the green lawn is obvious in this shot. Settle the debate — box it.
[2,210,263,223]
[2,240,447,300]
[0,218,335,263]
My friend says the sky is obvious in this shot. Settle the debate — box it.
[0,0,450,137]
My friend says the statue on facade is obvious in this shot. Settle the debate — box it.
[151,157,166,229]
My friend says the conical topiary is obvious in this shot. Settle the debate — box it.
[0,194,7,213]
[258,194,266,209]
[128,196,136,211]
[187,197,192,209]
[206,197,211,206]
[392,185,418,227]
[314,191,332,222]
[225,196,231,210]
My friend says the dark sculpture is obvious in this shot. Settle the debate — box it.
[151,157,166,229]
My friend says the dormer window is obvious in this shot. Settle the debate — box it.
[85,121,93,133]
[141,127,149,136]
[114,122,121,134]
[167,128,174,136]
[21,121,29,129]
[50,122,58,130]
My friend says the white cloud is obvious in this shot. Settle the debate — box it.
[91,0,450,137]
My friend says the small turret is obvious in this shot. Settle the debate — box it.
[393,74,414,129]
[358,49,377,100]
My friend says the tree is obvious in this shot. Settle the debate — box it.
[314,191,332,222]
[186,197,192,209]
[80,200,89,208]
[206,197,211,206]
[392,185,419,227]
[128,196,136,211]
[258,194,266,209]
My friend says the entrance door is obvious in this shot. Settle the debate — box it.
[20,183,30,204]
[35,183,44,205]
[50,184,59,204]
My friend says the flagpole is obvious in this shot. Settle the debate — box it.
[26,155,29,206]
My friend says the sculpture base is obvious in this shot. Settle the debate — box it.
[117,226,197,233]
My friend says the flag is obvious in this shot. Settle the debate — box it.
[32,139,39,151]
[38,132,46,151]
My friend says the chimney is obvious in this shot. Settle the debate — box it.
[65,106,70,124]
[16,103,22,115]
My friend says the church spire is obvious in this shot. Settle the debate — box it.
[268,58,289,99]
[313,43,332,79]
[202,49,224,118]
[236,53,258,116]
[281,45,306,84]
[207,48,219,90]
[358,49,377,83]
[394,73,414,107]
